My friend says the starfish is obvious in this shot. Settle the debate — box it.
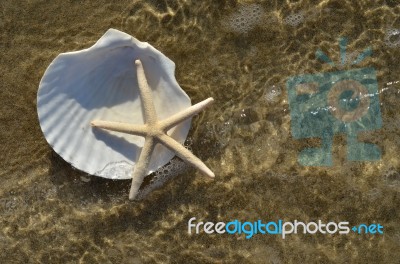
[91,59,215,200]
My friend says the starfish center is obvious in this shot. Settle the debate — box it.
[145,124,165,138]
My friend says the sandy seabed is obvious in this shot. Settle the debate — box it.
[1,0,400,263]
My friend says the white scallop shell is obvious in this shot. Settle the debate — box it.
[37,29,191,180]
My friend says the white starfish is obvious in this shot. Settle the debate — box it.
[91,59,215,200]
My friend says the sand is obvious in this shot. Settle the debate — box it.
[1,0,399,263]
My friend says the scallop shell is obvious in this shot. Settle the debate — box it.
[37,29,191,180]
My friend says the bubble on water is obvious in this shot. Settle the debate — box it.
[283,12,304,27]
[184,137,193,152]
[135,142,193,200]
[385,28,400,47]
[264,84,282,103]
[216,120,234,148]
[80,175,91,183]
[224,4,264,34]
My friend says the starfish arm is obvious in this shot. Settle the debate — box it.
[129,136,156,200]
[135,60,158,125]
[160,97,214,131]
[91,120,148,136]
[157,134,215,178]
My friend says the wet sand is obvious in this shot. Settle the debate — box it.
[1,0,400,263]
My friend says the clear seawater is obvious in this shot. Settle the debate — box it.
[1,0,399,263]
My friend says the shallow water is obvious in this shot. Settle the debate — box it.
[1,0,400,263]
